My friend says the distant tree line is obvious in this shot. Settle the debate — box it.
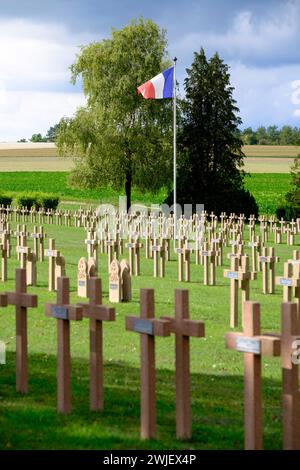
[18,123,60,143]
[240,125,300,145]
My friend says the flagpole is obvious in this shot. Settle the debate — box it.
[173,57,177,248]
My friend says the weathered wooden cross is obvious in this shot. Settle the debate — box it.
[225,301,280,449]
[77,277,115,411]
[161,289,205,439]
[6,269,38,393]
[45,277,83,413]
[44,239,60,291]
[125,288,170,439]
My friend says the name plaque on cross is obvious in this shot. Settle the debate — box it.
[51,306,69,320]
[46,250,54,256]
[260,256,268,263]
[132,318,153,335]
[236,336,261,354]
[85,240,94,245]
[109,283,118,290]
[279,278,293,286]
[226,271,238,279]
[152,247,161,252]
[127,243,134,248]
[31,234,39,239]
[78,280,86,287]
[201,251,209,256]
[17,247,26,253]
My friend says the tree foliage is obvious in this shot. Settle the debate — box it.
[166,48,258,216]
[240,125,300,145]
[277,154,300,219]
[57,18,173,209]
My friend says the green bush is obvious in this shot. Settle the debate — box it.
[276,203,300,220]
[38,194,59,210]
[14,193,40,209]
[0,194,13,206]
[13,192,60,210]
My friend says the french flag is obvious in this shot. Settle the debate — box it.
[137,66,174,99]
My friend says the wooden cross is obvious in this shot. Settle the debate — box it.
[6,269,38,393]
[211,237,223,266]
[77,277,115,411]
[225,301,280,449]
[151,238,164,278]
[45,277,83,413]
[281,302,300,449]
[125,288,170,439]
[85,230,98,263]
[126,236,143,276]
[31,226,47,261]
[274,227,282,244]
[223,256,251,328]
[200,242,216,286]
[44,239,60,291]
[259,247,279,294]
[106,237,118,269]
[176,241,192,282]
[15,224,28,262]
[0,234,8,281]
[16,244,30,269]
[248,236,260,273]
[161,289,205,439]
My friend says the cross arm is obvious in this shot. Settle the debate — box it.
[160,316,205,337]
[275,277,300,288]
[7,292,37,308]
[45,303,83,321]
[225,332,280,357]
[0,293,7,306]
[125,316,170,337]
[78,303,115,321]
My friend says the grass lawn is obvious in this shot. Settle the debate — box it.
[0,219,297,449]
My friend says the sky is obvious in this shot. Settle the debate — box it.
[0,0,300,141]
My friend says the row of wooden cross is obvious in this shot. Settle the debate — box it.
[4,267,300,448]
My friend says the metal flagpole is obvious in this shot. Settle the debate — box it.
[173,57,177,248]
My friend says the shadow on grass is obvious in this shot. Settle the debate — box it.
[0,352,282,450]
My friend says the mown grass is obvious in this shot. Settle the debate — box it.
[0,220,297,449]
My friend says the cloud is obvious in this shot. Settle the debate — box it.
[175,0,300,67]
[0,88,86,141]
[0,18,94,91]
[230,62,300,127]
[0,18,93,140]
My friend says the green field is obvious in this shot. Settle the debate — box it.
[0,171,291,215]
[244,173,291,215]
[0,219,296,450]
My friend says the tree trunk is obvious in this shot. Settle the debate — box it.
[125,172,132,212]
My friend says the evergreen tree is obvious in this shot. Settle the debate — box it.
[167,48,257,216]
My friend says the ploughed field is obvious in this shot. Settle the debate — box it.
[0,144,298,172]
[0,219,297,450]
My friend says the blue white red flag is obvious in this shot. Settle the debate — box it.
[137,66,174,99]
